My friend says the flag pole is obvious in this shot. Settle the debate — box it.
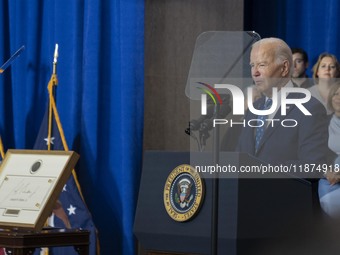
[46,42,97,255]
[44,45,100,254]
[41,44,59,255]
[47,44,59,151]
[0,45,25,159]
[0,136,5,159]
[46,45,85,201]
[48,73,86,199]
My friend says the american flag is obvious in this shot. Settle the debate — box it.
[32,107,98,255]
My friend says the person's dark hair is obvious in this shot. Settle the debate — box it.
[291,47,309,63]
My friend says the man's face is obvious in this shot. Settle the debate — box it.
[250,44,284,97]
[292,53,307,78]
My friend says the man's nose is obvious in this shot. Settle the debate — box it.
[252,68,260,76]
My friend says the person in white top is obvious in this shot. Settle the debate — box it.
[309,53,340,115]
[319,82,340,218]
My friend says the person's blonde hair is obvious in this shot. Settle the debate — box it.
[312,53,340,81]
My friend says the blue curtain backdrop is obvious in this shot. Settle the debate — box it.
[244,0,340,77]
[0,0,144,254]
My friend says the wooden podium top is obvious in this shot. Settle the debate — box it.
[0,228,89,255]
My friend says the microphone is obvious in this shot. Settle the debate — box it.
[186,94,230,134]
[189,104,215,131]
[199,102,231,132]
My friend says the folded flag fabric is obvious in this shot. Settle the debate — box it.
[32,106,98,255]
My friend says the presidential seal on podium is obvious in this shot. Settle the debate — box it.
[163,164,205,222]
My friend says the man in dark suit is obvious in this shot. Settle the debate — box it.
[237,38,329,178]
[234,38,330,255]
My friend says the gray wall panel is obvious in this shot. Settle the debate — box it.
[144,0,244,151]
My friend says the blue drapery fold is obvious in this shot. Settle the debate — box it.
[245,0,340,76]
[0,1,144,254]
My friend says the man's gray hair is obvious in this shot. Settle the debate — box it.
[252,37,293,75]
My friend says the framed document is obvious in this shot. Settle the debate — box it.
[0,149,79,231]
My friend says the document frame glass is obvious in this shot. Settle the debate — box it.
[0,149,79,231]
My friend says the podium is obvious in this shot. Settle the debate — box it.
[134,151,320,255]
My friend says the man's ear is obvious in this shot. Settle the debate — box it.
[281,60,290,77]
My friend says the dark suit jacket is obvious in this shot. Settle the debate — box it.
[236,92,329,173]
